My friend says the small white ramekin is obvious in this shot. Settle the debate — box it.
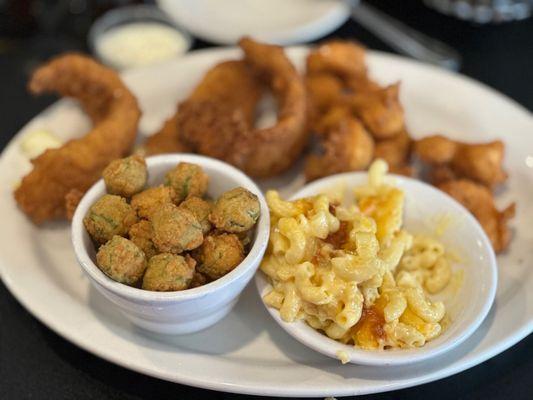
[256,171,498,366]
[72,154,269,334]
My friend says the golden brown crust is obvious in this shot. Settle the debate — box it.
[438,179,515,253]
[414,135,457,165]
[14,53,141,224]
[415,135,507,189]
[305,117,374,181]
[177,60,262,166]
[306,40,367,79]
[344,84,405,140]
[65,188,84,221]
[142,111,191,156]
[178,38,308,178]
[374,129,412,170]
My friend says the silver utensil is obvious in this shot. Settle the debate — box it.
[346,0,462,70]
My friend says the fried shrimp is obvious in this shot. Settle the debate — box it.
[14,53,141,224]
[374,129,412,171]
[438,179,515,253]
[306,40,367,79]
[415,135,507,188]
[344,84,405,140]
[178,38,308,178]
[305,117,374,181]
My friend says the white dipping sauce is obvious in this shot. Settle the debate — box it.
[96,22,188,69]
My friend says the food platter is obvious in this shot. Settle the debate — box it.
[0,47,532,397]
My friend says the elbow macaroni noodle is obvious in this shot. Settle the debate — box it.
[261,160,456,350]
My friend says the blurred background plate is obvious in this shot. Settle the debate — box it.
[157,0,351,44]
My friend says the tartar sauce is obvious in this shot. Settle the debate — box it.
[96,22,189,69]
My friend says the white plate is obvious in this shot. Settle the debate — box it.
[157,0,350,45]
[0,47,532,397]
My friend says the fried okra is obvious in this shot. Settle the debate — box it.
[189,271,208,288]
[142,253,196,291]
[165,162,208,203]
[131,185,176,219]
[209,187,260,233]
[128,220,157,259]
[178,196,212,234]
[102,155,147,197]
[96,236,146,285]
[194,234,244,280]
[151,203,203,253]
[84,194,137,245]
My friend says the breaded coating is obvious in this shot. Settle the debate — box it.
[177,60,262,166]
[96,236,146,285]
[83,194,137,245]
[237,38,308,177]
[142,253,195,291]
[429,165,457,185]
[151,203,203,254]
[141,110,191,156]
[128,219,157,259]
[65,188,84,221]
[306,117,374,181]
[415,135,507,188]
[178,38,308,178]
[314,104,353,133]
[189,271,208,288]
[306,73,344,113]
[178,196,212,234]
[451,141,507,188]
[210,187,260,233]
[438,179,515,253]
[131,185,176,219]
[193,234,244,280]
[374,129,412,170]
[103,155,147,197]
[346,84,405,139]
[14,53,140,224]
[306,40,367,79]
[165,162,208,203]
[414,135,457,165]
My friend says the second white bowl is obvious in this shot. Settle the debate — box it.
[256,172,497,366]
[72,154,269,334]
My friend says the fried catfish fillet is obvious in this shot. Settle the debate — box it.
[14,54,141,223]
[141,110,190,156]
[177,60,262,167]
[178,38,308,178]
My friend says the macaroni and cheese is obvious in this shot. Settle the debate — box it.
[261,160,454,350]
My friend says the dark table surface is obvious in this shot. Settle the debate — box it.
[1,1,532,399]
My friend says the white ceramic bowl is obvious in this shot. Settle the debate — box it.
[256,172,498,366]
[72,154,269,334]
